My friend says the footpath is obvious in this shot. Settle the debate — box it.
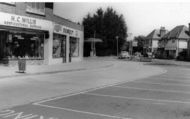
[0,57,114,79]
[147,59,190,67]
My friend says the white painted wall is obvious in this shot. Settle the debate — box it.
[179,40,187,49]
[42,23,54,65]
[152,40,158,48]
[165,39,188,50]
[165,39,177,50]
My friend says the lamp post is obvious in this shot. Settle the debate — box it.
[116,36,119,57]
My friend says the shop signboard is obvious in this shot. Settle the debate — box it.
[0,12,52,30]
[54,23,79,37]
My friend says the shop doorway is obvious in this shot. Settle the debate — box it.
[0,31,8,63]
[53,33,66,63]
[69,37,79,62]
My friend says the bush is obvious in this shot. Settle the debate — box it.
[177,50,187,61]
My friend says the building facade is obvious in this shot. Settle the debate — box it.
[161,25,189,59]
[145,27,167,57]
[0,2,84,65]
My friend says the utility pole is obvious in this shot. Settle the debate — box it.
[93,31,96,56]
[116,36,119,57]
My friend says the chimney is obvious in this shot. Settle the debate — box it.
[160,27,166,37]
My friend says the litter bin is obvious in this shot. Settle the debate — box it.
[18,58,26,73]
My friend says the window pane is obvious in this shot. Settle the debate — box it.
[4,31,44,60]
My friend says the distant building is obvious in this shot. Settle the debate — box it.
[145,27,167,56]
[161,25,189,59]
[0,2,84,65]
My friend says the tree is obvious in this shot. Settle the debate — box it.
[82,7,127,56]
[133,35,146,53]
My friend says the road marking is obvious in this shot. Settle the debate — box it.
[148,76,190,81]
[158,76,190,79]
[112,85,190,94]
[150,77,190,81]
[33,69,166,105]
[33,68,167,104]
[133,81,190,87]
[85,93,190,104]
[34,103,131,119]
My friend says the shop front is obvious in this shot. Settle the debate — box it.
[0,12,52,65]
[51,23,82,64]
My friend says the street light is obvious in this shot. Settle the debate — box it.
[116,36,119,57]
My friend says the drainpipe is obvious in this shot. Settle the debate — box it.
[176,39,179,58]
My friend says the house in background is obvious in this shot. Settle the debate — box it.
[144,27,167,56]
[161,25,189,59]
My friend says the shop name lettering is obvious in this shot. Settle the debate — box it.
[54,24,74,35]
[3,16,42,29]
[0,109,59,119]
[63,28,73,35]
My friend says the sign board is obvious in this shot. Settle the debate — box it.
[54,23,79,37]
[0,12,52,30]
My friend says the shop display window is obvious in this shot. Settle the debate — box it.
[70,37,79,57]
[53,33,66,60]
[5,31,44,60]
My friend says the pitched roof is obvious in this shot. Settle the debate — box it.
[162,25,189,39]
[146,29,161,39]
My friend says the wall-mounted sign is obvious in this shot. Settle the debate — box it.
[0,12,52,30]
[54,23,79,37]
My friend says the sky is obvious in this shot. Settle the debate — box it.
[53,2,190,38]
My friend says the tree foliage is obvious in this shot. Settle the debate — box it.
[82,7,127,56]
[133,35,146,53]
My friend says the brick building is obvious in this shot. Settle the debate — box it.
[0,2,84,65]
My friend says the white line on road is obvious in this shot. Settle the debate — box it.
[34,103,131,119]
[85,93,190,104]
[33,68,167,105]
[147,76,190,81]
[134,81,190,87]
[112,85,190,94]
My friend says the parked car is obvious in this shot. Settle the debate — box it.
[118,51,130,59]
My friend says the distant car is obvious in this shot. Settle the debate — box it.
[118,51,130,59]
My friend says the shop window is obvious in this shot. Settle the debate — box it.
[5,31,44,60]
[70,37,79,57]
[53,33,66,60]
[26,2,45,15]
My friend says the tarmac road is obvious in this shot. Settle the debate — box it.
[1,60,190,119]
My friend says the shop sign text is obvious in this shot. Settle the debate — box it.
[0,12,51,30]
[4,15,42,30]
[54,23,79,37]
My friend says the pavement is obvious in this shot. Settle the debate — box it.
[0,57,115,79]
